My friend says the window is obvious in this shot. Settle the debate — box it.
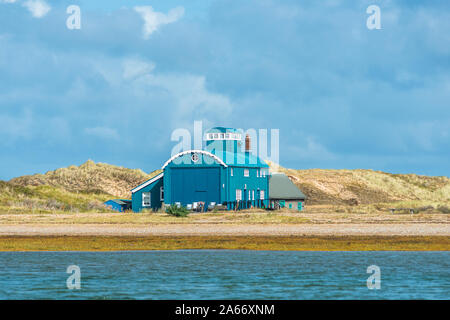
[244,169,249,177]
[220,133,225,139]
[231,168,233,176]
[236,189,242,201]
[225,133,230,139]
[142,192,151,207]
[214,133,218,139]
[252,190,255,201]
[256,169,259,177]
[160,187,164,201]
[260,190,265,200]
[262,170,266,177]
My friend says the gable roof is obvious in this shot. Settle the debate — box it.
[269,173,307,200]
[106,199,131,205]
[131,172,164,193]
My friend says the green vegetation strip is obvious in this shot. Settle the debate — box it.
[0,235,448,251]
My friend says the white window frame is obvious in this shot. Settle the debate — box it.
[142,192,151,207]
[160,187,164,201]
[257,169,259,177]
[236,189,242,201]
[244,169,249,177]
[230,168,233,176]
[260,190,265,200]
[252,190,255,201]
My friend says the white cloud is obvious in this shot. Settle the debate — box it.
[142,73,233,127]
[22,0,51,18]
[84,127,120,141]
[0,109,33,141]
[288,136,337,162]
[123,59,155,80]
[0,0,18,4]
[94,56,234,128]
[134,6,184,39]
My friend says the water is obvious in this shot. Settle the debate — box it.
[0,251,448,299]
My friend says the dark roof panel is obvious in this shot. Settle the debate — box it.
[269,173,307,200]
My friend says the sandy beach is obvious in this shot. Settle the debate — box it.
[0,211,448,251]
[0,223,449,236]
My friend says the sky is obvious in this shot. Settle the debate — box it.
[0,0,449,179]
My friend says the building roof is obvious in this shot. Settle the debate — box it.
[105,199,131,205]
[218,151,269,168]
[161,150,227,169]
[131,172,164,193]
[269,173,307,200]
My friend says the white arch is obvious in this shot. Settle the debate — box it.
[162,150,228,169]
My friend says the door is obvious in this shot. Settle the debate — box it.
[171,167,221,206]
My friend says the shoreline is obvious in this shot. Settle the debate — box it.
[0,222,448,251]
[0,234,448,251]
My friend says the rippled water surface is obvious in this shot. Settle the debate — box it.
[0,251,448,299]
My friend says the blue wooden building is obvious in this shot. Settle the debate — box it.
[104,199,132,212]
[131,127,269,212]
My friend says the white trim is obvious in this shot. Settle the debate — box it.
[161,150,228,170]
[236,189,242,201]
[244,168,249,177]
[142,192,151,207]
[131,172,164,193]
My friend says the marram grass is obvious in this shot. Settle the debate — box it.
[0,235,448,251]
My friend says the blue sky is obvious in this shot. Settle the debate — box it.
[0,0,449,179]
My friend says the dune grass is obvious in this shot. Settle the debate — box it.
[271,163,450,205]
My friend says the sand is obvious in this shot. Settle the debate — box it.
[0,223,448,236]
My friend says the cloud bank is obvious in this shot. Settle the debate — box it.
[0,0,449,179]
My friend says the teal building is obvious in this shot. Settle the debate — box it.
[131,127,270,212]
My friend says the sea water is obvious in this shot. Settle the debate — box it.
[0,250,448,299]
